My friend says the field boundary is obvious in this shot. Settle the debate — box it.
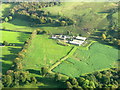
[49,46,78,71]
[83,41,96,50]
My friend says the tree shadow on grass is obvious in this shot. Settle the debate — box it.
[97,11,111,14]
[7,47,22,54]
[2,47,21,65]
[17,32,31,43]
[2,3,16,17]
[90,36,119,50]
[0,29,32,34]
[9,18,32,27]
[26,69,40,75]
[90,29,119,50]
[2,54,17,61]
[8,43,23,47]
[36,77,66,88]
[2,62,12,74]
[2,47,22,73]
[0,43,3,46]
[25,69,66,88]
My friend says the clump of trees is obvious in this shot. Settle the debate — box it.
[2,16,13,23]
[36,29,47,34]
[52,17,74,26]
[2,70,37,87]
[2,41,9,46]
[65,68,119,89]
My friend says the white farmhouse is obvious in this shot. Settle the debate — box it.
[76,36,87,41]
[69,40,85,46]
[51,35,57,39]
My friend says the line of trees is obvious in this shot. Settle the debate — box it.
[66,68,119,89]
[40,66,119,89]
[2,30,38,88]
[8,2,74,26]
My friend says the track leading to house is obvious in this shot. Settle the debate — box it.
[49,46,78,71]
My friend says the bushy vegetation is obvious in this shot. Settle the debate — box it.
[0,31,30,73]
[65,68,119,89]
[8,2,73,26]
[92,7,119,48]
[2,30,38,88]
[1,2,119,89]
[2,70,37,87]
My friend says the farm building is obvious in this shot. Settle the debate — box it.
[51,35,87,46]
[69,40,85,46]
[51,35,57,39]
[76,36,87,41]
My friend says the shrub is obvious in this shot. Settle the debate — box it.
[18,53,25,59]
[55,73,61,81]
[53,20,61,26]
[16,62,23,70]
[59,75,68,82]
[66,81,73,89]
[8,16,13,20]
[13,58,21,63]
[5,17,9,22]
[41,67,48,76]
[71,78,78,85]
[37,29,46,34]
[3,41,9,46]
[2,75,12,87]
[21,49,27,53]
[102,33,107,40]
[60,21,67,26]
[31,77,37,84]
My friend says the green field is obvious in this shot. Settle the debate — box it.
[22,35,72,70]
[1,4,40,32]
[1,2,117,35]
[53,42,119,77]
[40,2,116,35]
[1,3,14,16]
[0,31,30,73]
[1,2,119,88]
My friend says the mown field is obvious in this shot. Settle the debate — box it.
[0,31,30,73]
[53,42,119,77]
[22,35,72,70]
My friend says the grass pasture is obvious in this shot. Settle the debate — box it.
[53,42,119,77]
[1,3,40,32]
[1,3,15,17]
[1,2,119,88]
[1,18,39,32]
[0,31,30,73]
[41,2,117,35]
[22,35,72,70]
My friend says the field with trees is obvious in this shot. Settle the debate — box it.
[0,30,30,73]
[1,1,119,89]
